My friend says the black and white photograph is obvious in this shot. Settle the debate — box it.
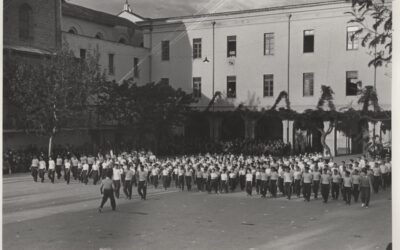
[1,0,398,249]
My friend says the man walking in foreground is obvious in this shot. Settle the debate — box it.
[99,171,116,212]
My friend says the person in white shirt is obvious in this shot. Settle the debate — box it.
[162,167,170,190]
[342,171,353,205]
[48,157,56,183]
[283,167,293,200]
[91,160,100,185]
[220,169,229,193]
[320,168,331,203]
[380,160,389,190]
[293,166,302,198]
[245,169,253,196]
[31,156,39,182]
[123,165,135,199]
[38,157,46,183]
[112,164,123,199]
[64,158,71,184]
[81,162,90,185]
[302,167,313,202]
[331,169,341,200]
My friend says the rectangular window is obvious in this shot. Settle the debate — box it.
[346,71,359,96]
[161,78,169,85]
[303,30,314,53]
[108,54,114,75]
[133,57,139,78]
[264,33,274,55]
[80,49,86,59]
[303,73,314,96]
[161,40,170,61]
[227,76,236,98]
[347,26,360,50]
[193,38,202,59]
[227,36,237,57]
[193,77,202,98]
[263,74,274,97]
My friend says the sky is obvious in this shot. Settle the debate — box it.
[68,0,328,18]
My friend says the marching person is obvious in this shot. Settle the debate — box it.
[64,158,71,184]
[71,155,79,180]
[123,165,134,199]
[55,155,63,180]
[38,157,46,183]
[196,166,203,192]
[360,168,373,208]
[81,161,90,185]
[331,169,341,200]
[255,167,262,195]
[302,167,313,202]
[210,168,219,194]
[260,167,268,198]
[98,171,116,212]
[342,171,353,205]
[270,167,279,198]
[31,156,39,182]
[352,169,361,203]
[220,169,229,193]
[178,166,185,191]
[239,167,246,191]
[293,165,302,198]
[245,168,253,196]
[162,166,170,190]
[312,166,321,199]
[320,168,331,203]
[137,164,148,200]
[91,160,100,185]
[112,164,123,199]
[372,163,381,194]
[185,166,193,191]
[48,156,56,183]
[283,167,293,200]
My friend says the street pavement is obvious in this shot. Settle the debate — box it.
[2,171,391,250]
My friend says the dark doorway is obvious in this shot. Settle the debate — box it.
[221,113,244,140]
[255,116,283,141]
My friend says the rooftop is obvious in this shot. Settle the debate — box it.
[138,0,349,24]
[62,0,138,28]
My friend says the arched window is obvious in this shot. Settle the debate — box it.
[95,32,104,40]
[19,4,33,40]
[68,27,78,35]
[118,38,126,44]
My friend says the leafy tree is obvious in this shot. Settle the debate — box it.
[347,0,392,67]
[3,46,106,156]
[98,80,194,153]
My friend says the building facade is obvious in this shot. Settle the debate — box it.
[3,0,392,155]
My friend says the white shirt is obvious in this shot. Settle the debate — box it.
[221,173,228,181]
[48,160,55,170]
[83,163,89,171]
[246,173,253,182]
[39,160,46,170]
[113,168,123,180]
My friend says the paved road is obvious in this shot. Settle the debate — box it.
[3,173,391,250]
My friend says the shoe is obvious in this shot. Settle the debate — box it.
[361,203,365,207]
[98,207,102,213]
[365,206,368,208]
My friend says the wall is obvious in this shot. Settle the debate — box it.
[63,32,150,84]
[142,1,391,112]
[3,0,61,51]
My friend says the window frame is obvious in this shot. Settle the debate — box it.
[346,26,360,51]
[19,4,33,41]
[345,71,359,96]
[193,38,202,59]
[303,72,314,97]
[133,57,139,78]
[303,29,315,53]
[161,40,170,61]
[108,53,115,75]
[263,74,274,97]
[193,77,202,98]
[264,33,274,56]
[227,76,237,98]
[227,36,237,57]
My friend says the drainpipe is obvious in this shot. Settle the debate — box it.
[286,14,292,144]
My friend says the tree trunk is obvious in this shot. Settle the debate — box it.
[48,127,56,158]
[318,122,334,160]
